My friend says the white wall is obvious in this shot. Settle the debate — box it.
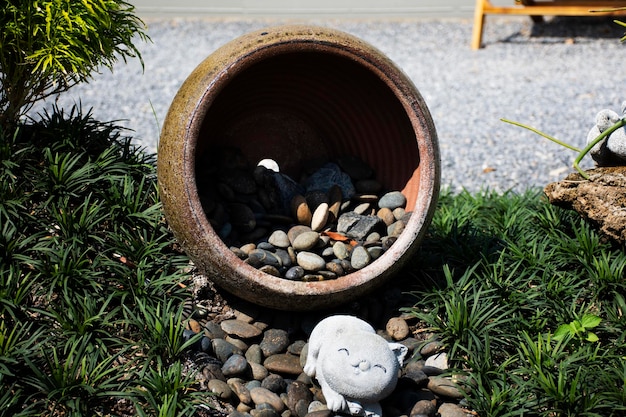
[131,0,477,18]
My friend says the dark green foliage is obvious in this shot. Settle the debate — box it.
[0,107,211,416]
[0,0,149,130]
[2,106,625,415]
[406,189,626,417]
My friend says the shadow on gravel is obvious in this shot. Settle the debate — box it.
[529,15,625,39]
[498,15,625,45]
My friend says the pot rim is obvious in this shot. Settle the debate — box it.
[158,25,440,310]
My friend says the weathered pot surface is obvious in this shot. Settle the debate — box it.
[158,25,440,310]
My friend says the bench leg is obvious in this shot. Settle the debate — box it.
[472,0,487,49]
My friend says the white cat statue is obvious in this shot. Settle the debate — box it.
[303,315,408,417]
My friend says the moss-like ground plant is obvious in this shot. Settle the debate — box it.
[0,107,212,416]
[406,190,626,417]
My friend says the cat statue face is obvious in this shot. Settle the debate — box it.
[303,315,408,417]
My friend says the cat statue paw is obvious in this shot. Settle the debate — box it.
[304,315,408,417]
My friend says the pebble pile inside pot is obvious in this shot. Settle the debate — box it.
[197,148,412,280]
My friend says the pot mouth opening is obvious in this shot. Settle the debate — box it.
[195,50,421,197]
[186,48,431,292]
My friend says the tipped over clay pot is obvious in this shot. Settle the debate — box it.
[158,25,440,311]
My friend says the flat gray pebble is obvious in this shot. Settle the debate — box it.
[249,387,285,412]
[209,379,233,400]
[378,191,407,210]
[222,354,250,376]
[221,319,263,339]
[285,266,305,280]
[213,338,244,363]
[350,245,371,269]
[291,231,320,251]
[268,230,290,248]
[296,252,326,271]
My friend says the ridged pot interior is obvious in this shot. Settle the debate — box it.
[158,26,440,310]
[197,52,421,204]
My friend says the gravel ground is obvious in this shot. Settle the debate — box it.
[30,15,626,193]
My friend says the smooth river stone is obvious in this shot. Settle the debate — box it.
[353,202,371,215]
[268,230,290,248]
[249,249,282,268]
[285,266,305,280]
[350,245,371,270]
[222,354,250,376]
[273,249,292,268]
[378,191,407,210]
[208,379,233,400]
[249,361,269,380]
[367,246,384,260]
[291,231,320,251]
[263,353,304,375]
[240,243,256,254]
[291,194,313,226]
[393,207,406,220]
[426,376,465,399]
[377,207,396,226]
[328,185,343,218]
[287,381,314,416]
[296,252,326,271]
[221,319,263,339]
[310,203,329,231]
[287,225,313,245]
[250,387,286,412]
[332,241,350,260]
[245,344,263,364]
[260,328,290,357]
[324,261,344,276]
[387,220,407,238]
[212,338,243,363]
[259,265,280,276]
[228,379,253,404]
[256,241,275,251]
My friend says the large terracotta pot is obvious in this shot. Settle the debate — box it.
[158,25,440,311]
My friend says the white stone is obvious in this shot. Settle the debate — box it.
[257,158,280,172]
[424,352,449,370]
[310,202,329,231]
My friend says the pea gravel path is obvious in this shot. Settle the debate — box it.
[31,15,626,193]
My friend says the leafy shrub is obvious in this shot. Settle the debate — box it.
[0,0,148,131]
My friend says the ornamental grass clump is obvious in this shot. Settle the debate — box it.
[0,107,213,416]
[0,0,149,132]
[405,190,626,417]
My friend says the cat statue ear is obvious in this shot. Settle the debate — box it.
[304,315,408,417]
[388,342,409,368]
[586,106,626,166]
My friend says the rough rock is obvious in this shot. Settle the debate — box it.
[544,166,626,244]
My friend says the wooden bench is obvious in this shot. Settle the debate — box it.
[472,0,626,49]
